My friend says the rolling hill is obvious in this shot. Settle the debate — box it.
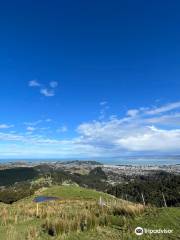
[0,185,179,240]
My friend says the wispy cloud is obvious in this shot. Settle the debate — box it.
[49,81,58,88]
[126,109,139,117]
[45,118,52,122]
[2,101,180,157]
[40,88,55,97]
[57,125,68,133]
[26,126,36,132]
[24,119,53,129]
[99,101,109,120]
[0,124,14,129]
[28,80,58,97]
[145,101,180,115]
[29,80,41,87]
[100,101,108,106]
[24,120,42,126]
[75,101,180,155]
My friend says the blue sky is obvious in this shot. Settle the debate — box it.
[1,1,180,159]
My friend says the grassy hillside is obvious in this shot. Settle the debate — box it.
[0,185,179,240]
[41,185,111,201]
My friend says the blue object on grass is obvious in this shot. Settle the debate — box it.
[33,196,60,203]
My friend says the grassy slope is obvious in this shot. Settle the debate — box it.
[42,185,113,200]
[0,185,179,240]
[121,208,180,240]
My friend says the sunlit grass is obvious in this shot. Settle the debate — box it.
[0,185,179,240]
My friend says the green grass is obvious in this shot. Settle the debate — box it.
[126,207,180,239]
[41,185,114,201]
[0,185,179,240]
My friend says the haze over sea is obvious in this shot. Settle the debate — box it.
[0,156,179,166]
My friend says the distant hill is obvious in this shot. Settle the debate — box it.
[34,164,54,173]
[0,167,38,186]
[89,167,107,179]
[61,160,103,166]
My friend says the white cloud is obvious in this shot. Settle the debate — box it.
[49,81,58,88]
[26,126,36,132]
[0,124,14,129]
[76,101,180,154]
[146,113,180,126]
[24,120,42,126]
[0,132,25,141]
[99,101,109,120]
[29,80,41,87]
[145,101,180,115]
[2,101,180,157]
[126,109,139,117]
[40,88,55,97]
[100,101,108,106]
[117,126,180,152]
[57,125,68,133]
[28,80,58,97]
[76,118,180,154]
[45,118,52,122]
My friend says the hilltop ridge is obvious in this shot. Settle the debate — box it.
[0,185,179,240]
